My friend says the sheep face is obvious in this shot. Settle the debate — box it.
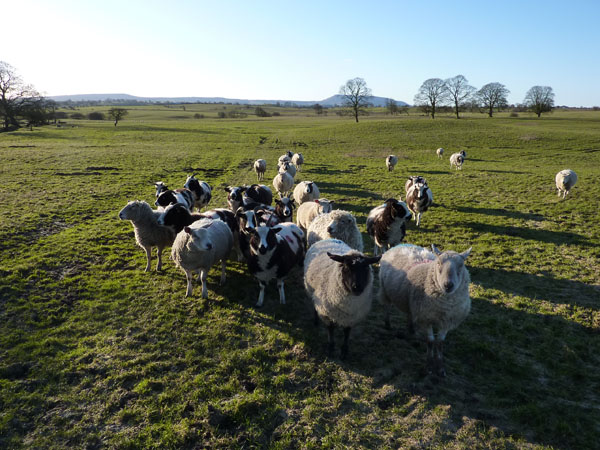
[326,214,356,237]
[225,186,247,209]
[236,208,257,232]
[315,199,334,214]
[386,198,412,220]
[328,252,381,295]
[185,225,214,251]
[431,246,472,294]
[249,226,279,255]
[154,182,168,198]
[275,197,294,220]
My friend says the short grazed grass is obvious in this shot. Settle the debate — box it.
[1,109,599,449]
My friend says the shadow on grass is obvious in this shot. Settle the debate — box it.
[455,206,545,222]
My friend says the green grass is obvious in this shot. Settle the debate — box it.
[1,109,599,449]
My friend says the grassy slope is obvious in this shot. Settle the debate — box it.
[1,110,599,449]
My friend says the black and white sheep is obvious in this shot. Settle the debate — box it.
[274,197,295,223]
[296,198,335,235]
[184,174,212,210]
[272,171,295,198]
[304,239,380,359]
[449,153,464,170]
[366,198,412,255]
[379,244,472,376]
[386,155,398,171]
[253,159,267,181]
[225,184,273,212]
[171,218,233,298]
[246,223,305,307]
[436,148,444,159]
[405,176,433,227]
[154,183,195,211]
[555,169,578,199]
[293,181,320,205]
[306,209,363,251]
[118,200,176,272]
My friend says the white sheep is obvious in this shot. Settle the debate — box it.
[459,150,467,159]
[306,209,363,251]
[272,171,294,197]
[555,169,578,199]
[171,218,233,298]
[118,200,176,272]
[293,180,320,205]
[379,244,472,376]
[296,198,335,235]
[449,153,464,170]
[386,155,398,171]
[291,152,304,171]
[304,239,381,359]
[278,151,293,165]
[278,160,297,178]
[253,159,266,181]
[436,148,444,159]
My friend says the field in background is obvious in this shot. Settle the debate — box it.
[1,111,599,448]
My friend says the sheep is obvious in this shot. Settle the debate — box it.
[278,160,297,178]
[184,174,212,210]
[449,153,464,170]
[154,183,195,211]
[555,169,578,199]
[245,184,273,206]
[436,148,444,159]
[154,181,169,198]
[459,150,467,159]
[278,151,294,165]
[386,155,398,171]
[306,209,363,251]
[171,218,233,298]
[366,198,412,255]
[293,181,320,205]
[304,239,381,359]
[379,244,472,377]
[253,159,267,181]
[118,200,176,272]
[274,197,295,222]
[291,152,304,171]
[273,171,295,198]
[296,198,335,235]
[405,176,434,227]
[225,185,272,212]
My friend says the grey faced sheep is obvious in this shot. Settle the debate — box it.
[118,200,176,272]
[278,160,297,178]
[291,152,304,171]
[555,169,578,199]
[379,244,472,377]
[386,155,398,171]
[253,159,267,181]
[171,218,233,298]
[293,181,320,205]
[449,153,464,170]
[273,171,295,198]
[296,198,335,235]
[306,209,363,251]
[436,148,444,158]
[405,176,433,227]
[304,239,380,359]
[366,198,412,255]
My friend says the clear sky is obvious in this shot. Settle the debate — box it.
[4,0,599,106]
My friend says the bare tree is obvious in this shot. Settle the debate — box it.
[0,61,43,130]
[444,75,476,119]
[108,107,128,126]
[477,82,510,117]
[414,78,447,119]
[339,77,372,123]
[385,98,399,115]
[523,86,554,117]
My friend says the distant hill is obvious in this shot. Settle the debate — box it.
[49,93,408,107]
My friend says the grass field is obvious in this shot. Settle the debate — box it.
[1,108,599,449]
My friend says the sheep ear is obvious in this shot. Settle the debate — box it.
[224,186,231,193]
[363,255,382,265]
[184,226,192,234]
[431,244,442,255]
[327,252,345,263]
[460,247,472,260]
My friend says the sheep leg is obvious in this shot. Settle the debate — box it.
[277,279,286,304]
[327,323,335,357]
[185,270,194,297]
[416,213,421,227]
[425,327,435,374]
[313,308,320,326]
[340,327,351,360]
[434,339,446,377]
[220,260,227,285]
[200,269,208,299]
[256,281,266,307]
[143,246,152,272]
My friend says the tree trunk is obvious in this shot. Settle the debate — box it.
[455,100,460,119]
[488,105,493,117]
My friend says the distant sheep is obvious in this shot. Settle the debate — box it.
[366,199,412,255]
[307,209,363,251]
[405,176,433,227]
[278,151,294,165]
[436,148,444,158]
[273,171,295,198]
[291,152,304,171]
[449,153,464,170]
[253,159,267,181]
[293,181,320,205]
[296,198,335,235]
[304,239,380,359]
[386,155,398,171]
[379,244,472,376]
[555,169,578,199]
[171,218,233,298]
[118,200,176,272]
[278,160,297,178]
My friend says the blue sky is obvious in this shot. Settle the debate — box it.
[4,0,599,106]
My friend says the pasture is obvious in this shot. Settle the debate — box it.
[1,109,599,449]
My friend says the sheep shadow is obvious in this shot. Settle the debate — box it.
[309,164,356,176]
[317,181,382,203]
[454,206,545,222]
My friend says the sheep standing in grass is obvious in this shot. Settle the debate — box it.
[118,200,176,272]
[459,150,467,159]
[304,239,380,359]
[171,218,233,298]
[278,151,294,165]
[293,181,320,205]
[366,198,412,255]
[273,171,295,197]
[379,244,472,376]
[405,176,433,227]
[555,169,578,199]
[296,199,335,235]
[253,159,267,181]
[307,209,363,251]
[292,152,304,171]
[436,148,444,158]
[386,155,398,171]
[449,153,464,170]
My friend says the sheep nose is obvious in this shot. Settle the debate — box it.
[444,281,454,292]
[259,246,267,254]
[327,226,333,234]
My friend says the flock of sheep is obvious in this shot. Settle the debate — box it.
[118,148,579,376]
